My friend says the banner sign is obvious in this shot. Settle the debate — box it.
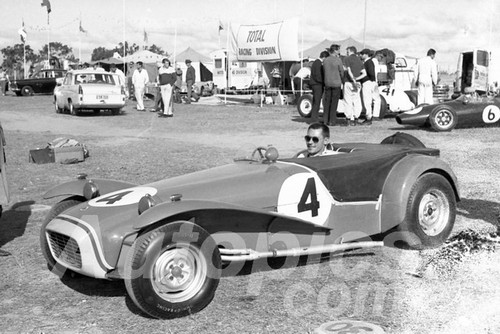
[229,18,299,62]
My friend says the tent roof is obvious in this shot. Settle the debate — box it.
[302,37,376,58]
[174,47,212,63]
[91,57,123,65]
[121,50,165,64]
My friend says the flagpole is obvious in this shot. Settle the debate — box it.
[79,13,82,63]
[225,19,230,104]
[363,0,367,48]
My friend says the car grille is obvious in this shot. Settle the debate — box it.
[47,231,82,268]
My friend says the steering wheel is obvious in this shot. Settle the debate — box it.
[251,146,268,160]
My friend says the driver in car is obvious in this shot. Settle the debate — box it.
[297,123,337,158]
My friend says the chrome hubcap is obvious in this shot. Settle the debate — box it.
[152,244,207,303]
[418,190,450,236]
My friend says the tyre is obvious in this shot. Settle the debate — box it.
[380,132,426,148]
[68,101,79,116]
[124,221,221,319]
[379,95,388,119]
[21,86,34,96]
[40,198,84,277]
[54,98,62,114]
[429,106,457,131]
[111,108,120,115]
[399,173,456,249]
[297,94,313,118]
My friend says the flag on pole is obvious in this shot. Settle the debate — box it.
[79,20,87,33]
[143,29,148,44]
[41,0,51,13]
[218,20,224,34]
[18,21,27,43]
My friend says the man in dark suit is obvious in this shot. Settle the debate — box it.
[309,51,330,122]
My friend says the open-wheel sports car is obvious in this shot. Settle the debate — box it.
[396,91,500,131]
[40,132,459,319]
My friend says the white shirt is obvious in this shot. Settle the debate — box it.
[416,56,438,86]
[132,68,149,87]
[113,68,126,86]
[294,66,311,79]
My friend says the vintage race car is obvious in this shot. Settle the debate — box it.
[40,133,459,319]
[396,92,500,131]
[54,69,126,116]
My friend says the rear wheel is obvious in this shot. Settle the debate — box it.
[40,198,84,277]
[111,108,121,115]
[429,106,457,131]
[68,101,79,116]
[297,94,313,118]
[124,221,221,319]
[21,86,34,96]
[379,95,388,119]
[399,173,456,249]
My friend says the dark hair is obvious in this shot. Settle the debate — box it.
[320,51,330,58]
[427,48,436,56]
[137,61,143,66]
[347,46,357,54]
[308,122,330,138]
[329,44,340,53]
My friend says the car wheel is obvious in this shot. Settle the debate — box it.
[380,132,426,148]
[68,101,79,116]
[40,198,84,277]
[429,106,457,131]
[297,94,313,118]
[379,95,388,119]
[21,86,34,96]
[54,98,62,113]
[111,108,120,115]
[400,173,456,249]
[124,221,221,319]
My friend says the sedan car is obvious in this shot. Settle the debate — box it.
[10,69,67,96]
[396,92,500,131]
[40,133,459,319]
[54,70,126,115]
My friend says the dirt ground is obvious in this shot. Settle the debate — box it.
[0,93,499,334]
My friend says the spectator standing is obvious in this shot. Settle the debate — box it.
[322,44,344,126]
[173,66,183,104]
[132,61,149,111]
[343,46,364,126]
[270,64,282,88]
[415,48,438,104]
[289,60,302,94]
[150,63,164,112]
[126,61,135,99]
[185,59,199,104]
[0,67,9,96]
[158,58,176,118]
[357,49,381,125]
[309,51,329,123]
[110,63,126,96]
[292,62,311,101]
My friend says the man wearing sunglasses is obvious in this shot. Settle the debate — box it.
[297,123,335,158]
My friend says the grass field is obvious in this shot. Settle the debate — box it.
[0,94,499,334]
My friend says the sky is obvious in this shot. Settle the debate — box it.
[0,0,498,71]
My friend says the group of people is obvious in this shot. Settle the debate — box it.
[307,44,382,127]
[299,45,438,127]
[129,59,200,118]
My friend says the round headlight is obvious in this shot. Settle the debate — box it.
[138,194,156,215]
[83,180,99,200]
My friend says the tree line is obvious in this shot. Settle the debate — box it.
[0,41,169,73]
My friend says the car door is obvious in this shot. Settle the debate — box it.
[471,50,489,92]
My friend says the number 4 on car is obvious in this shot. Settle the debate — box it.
[40,133,459,319]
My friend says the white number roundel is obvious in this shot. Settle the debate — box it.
[277,173,332,226]
[482,105,500,124]
[88,186,157,207]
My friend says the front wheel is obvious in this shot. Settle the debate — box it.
[297,94,313,118]
[54,98,63,113]
[68,101,79,116]
[124,221,221,319]
[429,106,457,131]
[40,198,84,276]
[400,173,456,249]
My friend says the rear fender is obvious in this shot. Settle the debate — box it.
[380,155,460,231]
[43,178,137,200]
